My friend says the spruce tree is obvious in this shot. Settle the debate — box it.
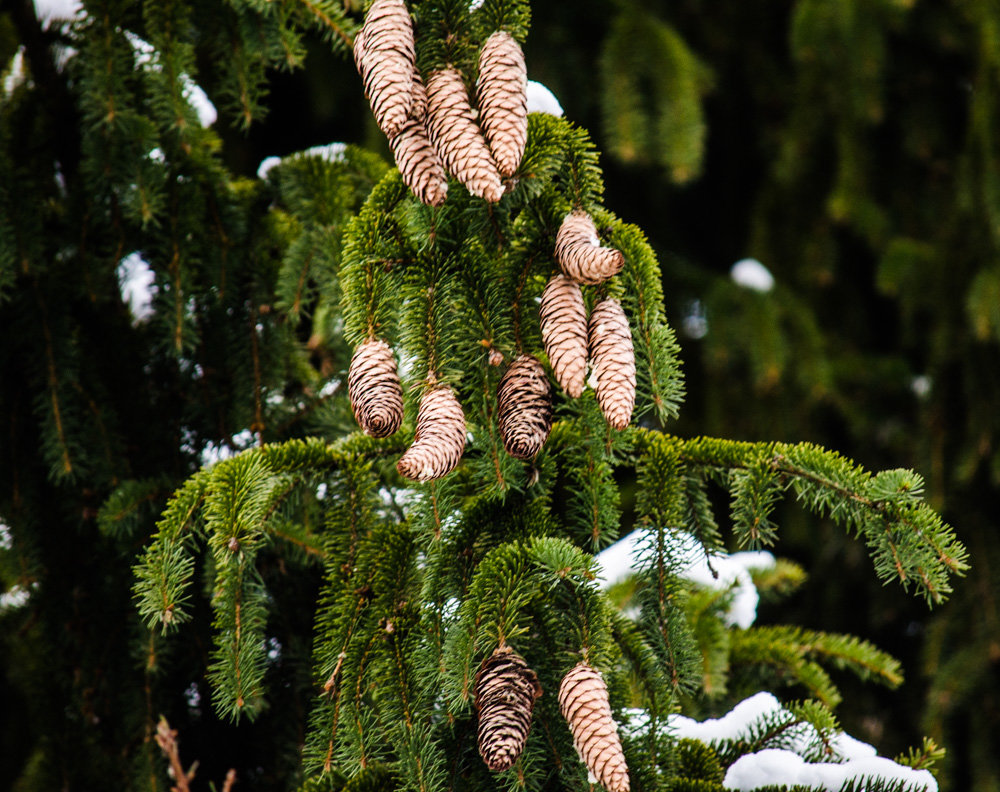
[0,2,972,791]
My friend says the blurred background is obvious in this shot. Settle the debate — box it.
[3,0,999,789]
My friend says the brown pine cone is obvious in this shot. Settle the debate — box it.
[588,298,636,431]
[475,645,543,771]
[426,68,504,202]
[397,385,466,481]
[348,338,404,438]
[476,31,528,179]
[540,274,588,398]
[390,120,449,206]
[555,211,626,285]
[354,0,415,139]
[558,663,630,792]
[497,355,553,459]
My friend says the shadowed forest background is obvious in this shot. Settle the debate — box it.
[1,0,998,790]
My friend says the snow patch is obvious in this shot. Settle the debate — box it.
[628,693,934,791]
[117,252,157,323]
[0,584,32,612]
[594,530,775,629]
[3,48,27,97]
[682,299,709,340]
[731,258,775,293]
[527,80,564,117]
[127,32,216,127]
[724,749,936,792]
[257,142,348,180]
[200,429,257,468]
[33,0,83,28]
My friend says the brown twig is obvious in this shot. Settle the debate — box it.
[154,717,198,792]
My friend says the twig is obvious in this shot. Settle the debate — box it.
[154,717,198,792]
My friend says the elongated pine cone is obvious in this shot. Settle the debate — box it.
[397,386,466,481]
[558,663,630,792]
[354,0,415,139]
[476,31,528,179]
[540,274,588,398]
[555,211,626,285]
[588,299,635,431]
[391,120,449,206]
[348,338,404,438]
[497,355,553,459]
[475,645,543,771]
[426,68,504,202]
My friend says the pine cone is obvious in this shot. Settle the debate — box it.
[497,355,553,459]
[426,68,504,202]
[348,338,404,438]
[588,298,635,431]
[391,120,449,206]
[540,274,588,398]
[476,31,528,179]
[558,663,630,792]
[475,645,543,771]
[354,0,415,139]
[397,385,466,481]
[555,211,625,285]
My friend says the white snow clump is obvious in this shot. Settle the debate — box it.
[126,32,216,127]
[117,252,157,323]
[257,142,349,180]
[730,258,775,293]
[33,0,83,28]
[526,80,564,117]
[594,530,775,629]
[725,749,936,792]
[626,693,936,792]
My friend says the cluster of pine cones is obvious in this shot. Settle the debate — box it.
[348,3,637,481]
[475,645,630,792]
[347,206,635,482]
[354,0,527,205]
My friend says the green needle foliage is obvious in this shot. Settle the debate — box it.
[0,0,972,790]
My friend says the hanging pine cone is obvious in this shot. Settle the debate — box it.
[476,31,528,179]
[555,211,625,285]
[426,68,504,202]
[390,120,449,206]
[475,645,543,771]
[588,298,635,431]
[558,663,630,792]
[497,355,553,459]
[348,338,404,438]
[354,0,415,139]
[397,385,466,481]
[540,274,588,398]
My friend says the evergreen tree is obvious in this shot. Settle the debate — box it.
[0,2,975,792]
